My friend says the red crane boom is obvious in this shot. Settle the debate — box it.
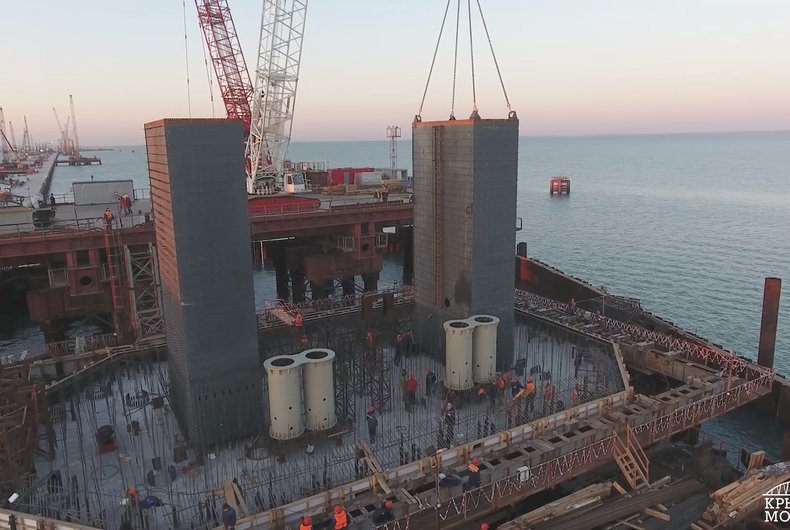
[195,0,254,135]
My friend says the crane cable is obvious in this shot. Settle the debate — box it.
[467,0,477,113]
[475,0,512,112]
[450,0,461,119]
[417,0,453,120]
[182,0,193,118]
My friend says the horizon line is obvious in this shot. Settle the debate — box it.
[81,128,790,147]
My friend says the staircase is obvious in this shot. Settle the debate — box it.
[103,221,131,340]
[613,426,649,491]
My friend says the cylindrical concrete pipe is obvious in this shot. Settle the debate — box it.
[264,355,305,440]
[444,319,476,391]
[302,348,337,431]
[472,315,499,383]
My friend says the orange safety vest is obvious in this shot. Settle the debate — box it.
[543,385,554,400]
[294,314,303,327]
[300,524,312,530]
[571,388,579,403]
[334,510,348,529]
[468,463,480,473]
[525,382,536,396]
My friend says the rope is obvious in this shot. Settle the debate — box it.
[182,0,192,118]
[467,0,477,112]
[475,0,512,112]
[450,0,461,119]
[418,0,453,119]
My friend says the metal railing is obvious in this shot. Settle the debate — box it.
[0,214,152,240]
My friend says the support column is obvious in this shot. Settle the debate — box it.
[310,280,331,300]
[272,245,290,300]
[362,273,378,292]
[341,277,356,297]
[758,277,782,369]
[291,269,306,303]
[401,225,413,284]
[41,319,66,343]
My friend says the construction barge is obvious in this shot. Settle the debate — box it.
[0,118,786,530]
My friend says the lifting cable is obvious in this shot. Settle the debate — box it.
[474,0,512,112]
[418,0,453,120]
[182,0,193,118]
[450,0,461,119]
[418,0,514,119]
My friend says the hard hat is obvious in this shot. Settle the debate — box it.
[472,457,479,465]
[481,524,489,530]
[527,377,533,382]
[385,501,394,509]
[334,505,343,513]
[438,473,447,480]
[303,516,312,524]
[368,406,375,413]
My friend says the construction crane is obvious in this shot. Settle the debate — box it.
[0,107,8,164]
[8,122,18,151]
[195,0,308,194]
[194,1,255,132]
[21,116,32,154]
[246,0,309,194]
[69,95,81,159]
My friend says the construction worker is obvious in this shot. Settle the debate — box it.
[543,382,554,413]
[571,386,579,405]
[222,503,237,530]
[366,330,375,348]
[103,208,114,228]
[404,375,418,408]
[331,505,348,529]
[126,486,138,506]
[481,524,489,530]
[294,313,303,328]
[511,378,523,398]
[372,500,394,524]
[465,456,481,491]
[299,516,312,530]
[521,377,536,413]
[394,331,403,365]
[495,373,508,403]
[477,385,487,403]
[300,334,309,349]
[366,406,378,443]
[443,402,456,445]
[425,368,437,396]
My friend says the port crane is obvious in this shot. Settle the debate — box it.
[195,0,308,194]
[0,107,9,163]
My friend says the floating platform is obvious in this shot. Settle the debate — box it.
[549,176,571,195]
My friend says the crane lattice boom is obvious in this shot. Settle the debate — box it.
[195,0,255,135]
[246,0,308,194]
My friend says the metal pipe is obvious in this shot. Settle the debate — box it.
[758,277,782,369]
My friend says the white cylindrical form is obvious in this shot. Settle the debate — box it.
[264,355,305,440]
[472,315,500,383]
[302,349,337,431]
[444,320,475,391]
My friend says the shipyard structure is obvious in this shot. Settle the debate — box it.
[0,117,786,530]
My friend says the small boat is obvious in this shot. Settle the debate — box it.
[549,176,571,195]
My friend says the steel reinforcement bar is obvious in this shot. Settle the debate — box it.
[514,289,775,382]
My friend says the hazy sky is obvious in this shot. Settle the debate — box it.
[2,1,789,145]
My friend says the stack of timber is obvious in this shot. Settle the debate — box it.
[537,479,703,530]
[701,460,790,525]
[498,482,612,530]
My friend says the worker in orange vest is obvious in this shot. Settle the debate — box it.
[571,386,579,405]
[464,456,481,491]
[543,382,554,412]
[299,515,312,530]
[332,505,348,529]
[103,208,114,228]
[294,313,303,328]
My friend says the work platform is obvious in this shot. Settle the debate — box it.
[0,285,775,530]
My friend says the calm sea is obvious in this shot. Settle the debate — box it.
[3,132,789,457]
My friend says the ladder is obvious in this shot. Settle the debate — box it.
[613,426,650,491]
[104,219,132,341]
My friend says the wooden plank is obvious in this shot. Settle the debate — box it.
[613,482,628,496]
[643,507,670,522]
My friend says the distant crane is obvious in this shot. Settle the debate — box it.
[8,122,18,151]
[195,0,308,194]
[69,95,81,158]
[21,116,32,154]
[53,108,74,156]
[0,107,9,163]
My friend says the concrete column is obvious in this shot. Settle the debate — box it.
[362,273,378,292]
[41,319,66,343]
[757,277,782,369]
[291,270,306,303]
[272,246,290,300]
[401,226,413,284]
[782,431,790,462]
[341,277,356,297]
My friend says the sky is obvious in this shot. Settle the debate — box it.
[1,0,789,145]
